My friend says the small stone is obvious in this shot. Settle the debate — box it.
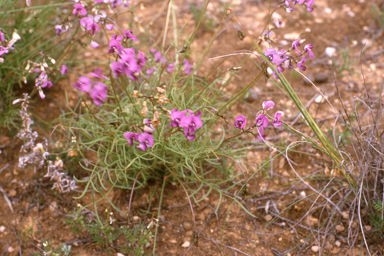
[336,224,345,233]
[169,239,177,244]
[325,47,337,57]
[315,73,328,83]
[181,241,190,248]
[278,237,282,241]
[342,211,349,219]
[364,225,372,232]
[117,253,124,256]
[245,89,258,102]
[315,95,324,103]
[349,221,357,228]
[279,158,285,169]
[8,247,14,253]
[282,171,290,177]
[264,214,272,222]
[335,240,341,247]
[132,216,140,221]
[183,221,192,231]
[8,189,16,197]
[325,241,333,251]
[210,229,214,233]
[307,216,318,226]
[303,73,315,86]
[49,202,58,214]
[0,226,5,232]
[311,246,319,253]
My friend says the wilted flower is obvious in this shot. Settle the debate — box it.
[234,115,247,129]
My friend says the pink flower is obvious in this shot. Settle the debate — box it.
[73,3,87,16]
[61,65,68,75]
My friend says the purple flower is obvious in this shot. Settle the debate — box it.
[110,0,122,8]
[292,40,301,55]
[123,30,137,41]
[304,44,314,58]
[73,3,87,16]
[136,132,154,151]
[234,115,247,129]
[262,100,275,110]
[255,114,269,128]
[154,51,165,63]
[137,50,146,67]
[74,76,92,92]
[183,59,193,75]
[110,61,124,77]
[89,82,108,106]
[257,127,266,140]
[89,68,108,80]
[124,132,138,146]
[179,110,203,141]
[106,24,114,31]
[273,19,282,28]
[167,63,174,73]
[271,111,283,128]
[170,108,187,127]
[297,56,307,71]
[55,25,68,35]
[0,30,4,42]
[264,48,285,66]
[61,65,68,75]
[143,119,155,134]
[108,39,124,54]
[91,40,99,48]
[0,46,9,56]
[80,16,100,35]
[306,0,315,12]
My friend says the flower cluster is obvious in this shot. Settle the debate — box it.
[74,68,108,106]
[170,109,203,141]
[109,33,146,81]
[284,0,315,12]
[124,119,155,151]
[0,30,21,63]
[234,100,282,140]
[264,41,315,78]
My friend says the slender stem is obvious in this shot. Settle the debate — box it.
[110,72,128,125]
[82,98,108,133]
[152,176,167,255]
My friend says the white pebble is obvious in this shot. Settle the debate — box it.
[311,245,319,253]
[325,47,336,57]
[0,226,5,232]
[181,241,191,248]
[335,240,341,247]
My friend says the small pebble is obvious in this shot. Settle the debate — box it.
[183,221,192,231]
[8,247,14,253]
[117,253,124,256]
[0,226,5,232]
[132,216,140,221]
[169,239,177,244]
[335,240,341,247]
[282,171,290,177]
[311,245,319,253]
[336,224,345,233]
[264,215,272,222]
[181,241,190,248]
[342,211,349,219]
[364,225,372,232]
[8,189,16,197]
[315,95,324,103]
[315,73,328,83]
[278,237,282,241]
[210,229,213,233]
[325,47,337,57]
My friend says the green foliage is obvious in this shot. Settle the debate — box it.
[32,241,72,256]
[64,209,153,255]
[0,0,78,129]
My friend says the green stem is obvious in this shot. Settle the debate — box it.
[152,176,167,255]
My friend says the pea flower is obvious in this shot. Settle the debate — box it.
[167,63,174,73]
[292,40,301,55]
[90,40,99,48]
[179,110,203,141]
[304,44,314,58]
[123,30,137,41]
[234,115,247,129]
[183,59,193,75]
[262,100,275,110]
[255,113,269,138]
[106,24,114,31]
[55,25,68,35]
[61,65,68,75]
[170,108,187,127]
[124,132,138,146]
[136,132,154,151]
[297,56,307,71]
[143,119,155,134]
[74,76,92,92]
[271,111,283,128]
[80,16,100,35]
[73,3,87,16]
[89,82,108,106]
